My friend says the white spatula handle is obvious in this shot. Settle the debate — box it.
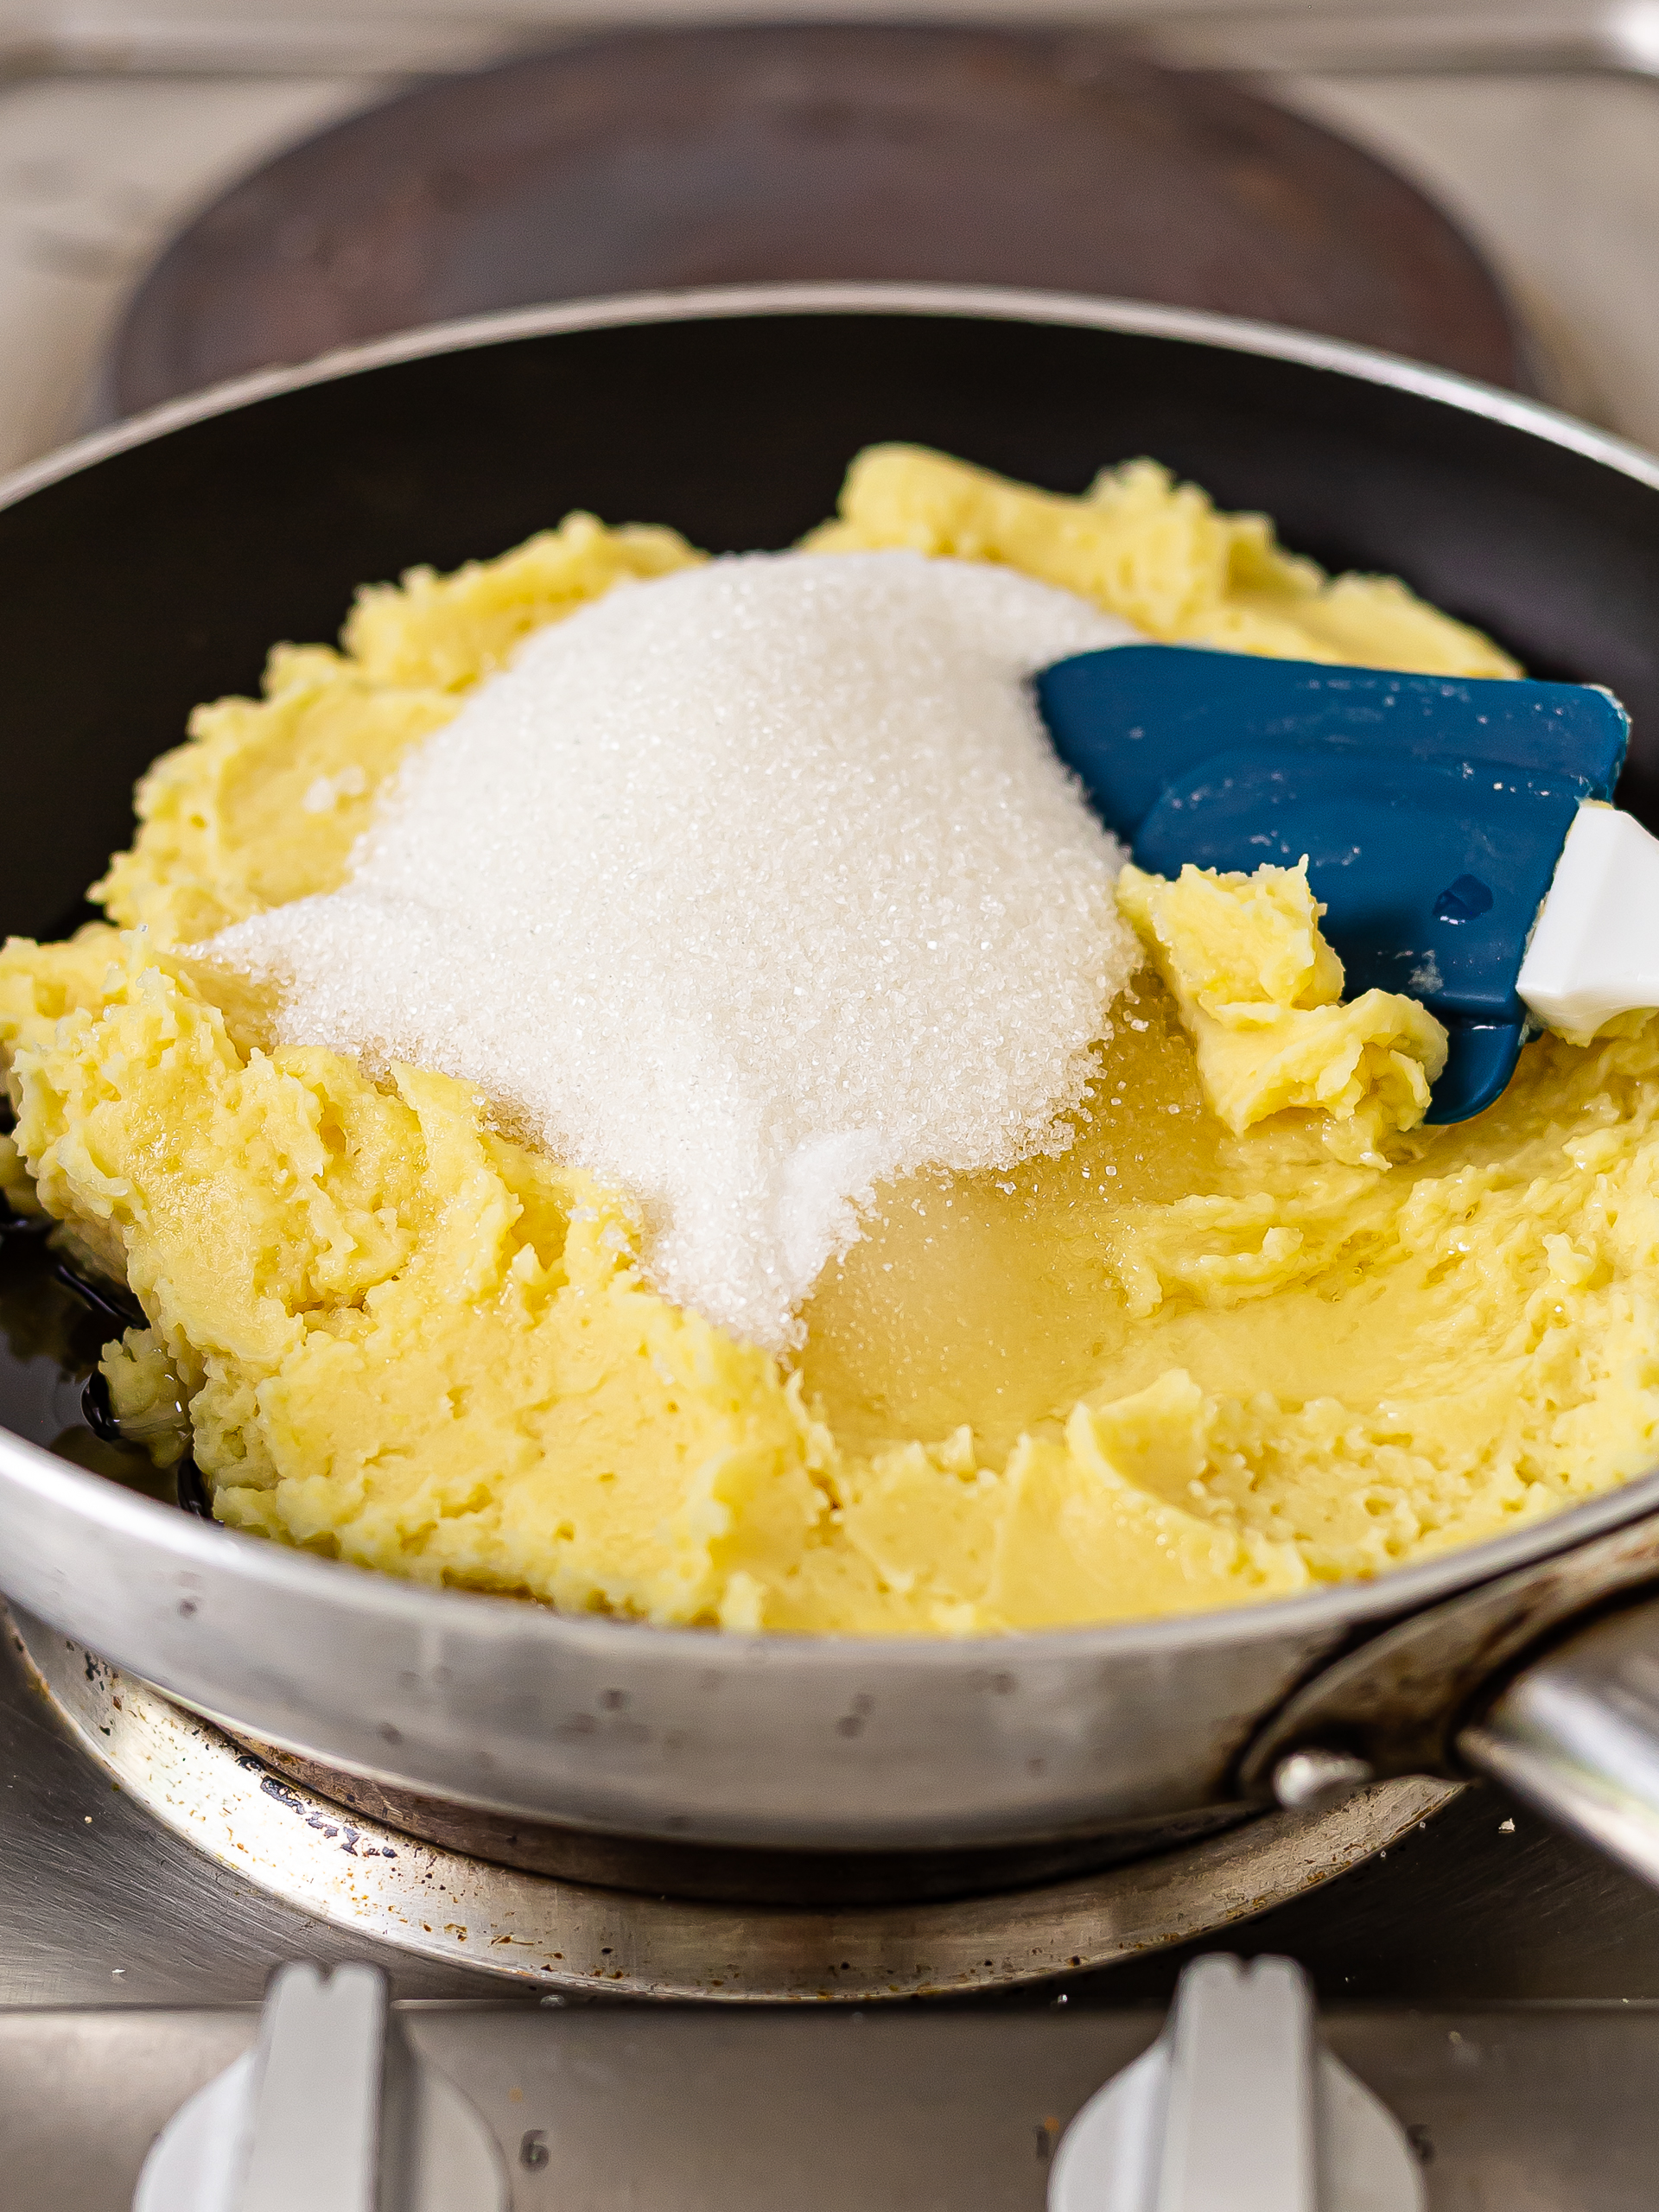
[1518,803,1659,1039]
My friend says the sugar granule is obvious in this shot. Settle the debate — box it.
[206,551,1141,1351]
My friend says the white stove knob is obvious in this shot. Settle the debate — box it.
[1049,1955,1424,2212]
[133,1961,507,2212]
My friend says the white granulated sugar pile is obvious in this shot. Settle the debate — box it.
[207,550,1142,1351]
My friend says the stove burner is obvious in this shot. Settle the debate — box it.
[226,1741,1261,1908]
[12,1607,1455,2003]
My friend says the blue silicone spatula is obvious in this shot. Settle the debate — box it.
[1035,645,1659,1122]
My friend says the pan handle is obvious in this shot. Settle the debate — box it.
[1458,1594,1659,1884]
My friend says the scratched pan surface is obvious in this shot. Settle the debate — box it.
[95,22,1536,423]
[4,287,1659,1876]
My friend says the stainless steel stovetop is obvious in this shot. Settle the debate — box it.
[9,1594,1659,2208]
[8,13,1659,2205]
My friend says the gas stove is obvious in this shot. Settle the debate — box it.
[8,1583,1659,2208]
[8,13,1659,2207]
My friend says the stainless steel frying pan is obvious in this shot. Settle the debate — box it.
[4,284,1659,1888]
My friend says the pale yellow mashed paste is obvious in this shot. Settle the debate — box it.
[3,446,1654,1636]
[1116,860,1449,1160]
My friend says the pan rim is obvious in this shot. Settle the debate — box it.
[5,275,1659,1669]
[11,277,1659,514]
[5,1408,1659,1668]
